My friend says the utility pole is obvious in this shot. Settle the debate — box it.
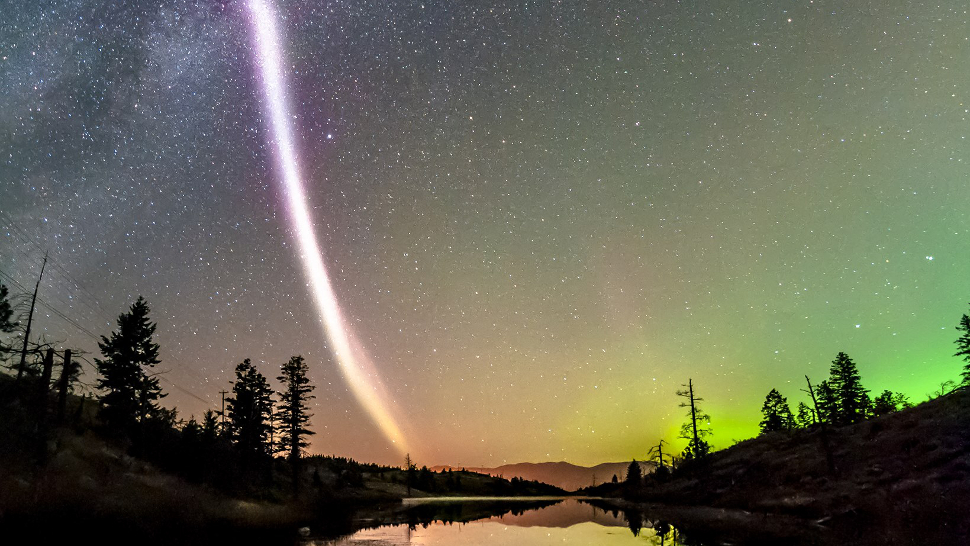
[56,349,73,423]
[17,253,47,382]
[219,389,228,434]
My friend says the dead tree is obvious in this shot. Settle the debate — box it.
[648,438,670,470]
[804,375,837,474]
[16,254,46,382]
[676,379,711,460]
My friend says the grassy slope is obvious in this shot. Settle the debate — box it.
[0,372,562,542]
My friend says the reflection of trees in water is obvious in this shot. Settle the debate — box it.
[651,520,677,545]
[402,499,562,530]
[581,499,692,544]
[640,519,689,546]
[624,508,642,536]
[616,508,692,546]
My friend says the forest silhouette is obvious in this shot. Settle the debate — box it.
[1,286,969,543]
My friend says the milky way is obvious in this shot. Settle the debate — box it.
[0,1,968,466]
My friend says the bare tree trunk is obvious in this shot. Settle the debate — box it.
[689,379,699,450]
[17,255,47,383]
[805,375,837,474]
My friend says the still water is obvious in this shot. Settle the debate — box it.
[310,497,696,546]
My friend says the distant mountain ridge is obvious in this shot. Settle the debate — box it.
[430,460,655,491]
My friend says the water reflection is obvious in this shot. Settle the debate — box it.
[308,497,697,545]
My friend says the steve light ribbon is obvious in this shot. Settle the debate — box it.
[246,0,408,454]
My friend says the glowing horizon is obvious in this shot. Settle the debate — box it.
[246,0,409,455]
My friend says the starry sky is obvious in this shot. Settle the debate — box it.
[1,0,968,468]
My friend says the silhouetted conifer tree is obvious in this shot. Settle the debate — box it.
[625,459,642,486]
[815,379,838,424]
[759,388,794,434]
[955,305,970,385]
[872,390,911,416]
[201,409,220,441]
[795,401,815,428]
[0,284,17,360]
[227,358,274,462]
[95,297,165,438]
[828,352,868,424]
[418,466,434,492]
[276,355,315,494]
[183,417,202,441]
[276,355,315,460]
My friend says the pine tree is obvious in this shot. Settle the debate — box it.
[828,352,868,424]
[0,284,16,362]
[276,355,315,462]
[795,401,815,428]
[872,390,896,416]
[277,355,315,494]
[872,390,912,416]
[759,388,794,434]
[201,409,220,441]
[815,380,838,424]
[625,459,642,486]
[227,358,274,461]
[95,297,164,437]
[955,306,970,385]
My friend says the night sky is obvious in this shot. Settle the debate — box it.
[1,0,968,467]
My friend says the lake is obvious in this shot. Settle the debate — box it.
[304,497,746,545]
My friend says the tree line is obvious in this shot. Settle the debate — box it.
[0,289,326,498]
[1,287,560,500]
[107,297,326,496]
[616,301,970,490]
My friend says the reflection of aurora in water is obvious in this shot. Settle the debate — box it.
[245,0,408,454]
[313,498,693,545]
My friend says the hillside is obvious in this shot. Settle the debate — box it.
[593,387,970,541]
[432,460,654,491]
[0,372,560,542]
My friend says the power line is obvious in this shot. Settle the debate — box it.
[159,374,214,407]
[0,223,221,419]
[0,268,101,342]
[0,247,114,327]
[0,211,117,324]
